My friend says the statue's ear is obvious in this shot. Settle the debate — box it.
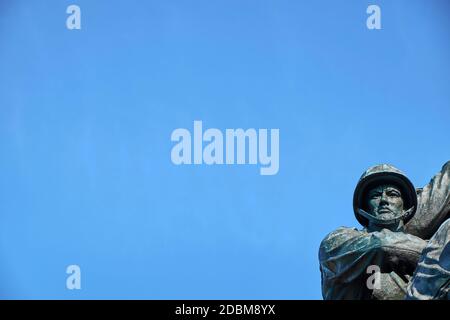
[402,206,415,220]
[404,206,414,214]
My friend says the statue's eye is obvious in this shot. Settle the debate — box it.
[389,193,400,197]
[370,193,381,199]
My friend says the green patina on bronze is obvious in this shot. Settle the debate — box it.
[319,161,450,300]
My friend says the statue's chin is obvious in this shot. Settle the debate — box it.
[376,212,396,220]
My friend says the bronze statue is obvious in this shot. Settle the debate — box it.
[319,162,450,299]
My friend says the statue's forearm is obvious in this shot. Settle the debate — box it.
[374,230,428,271]
[380,243,425,270]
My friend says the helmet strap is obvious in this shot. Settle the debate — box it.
[358,206,415,229]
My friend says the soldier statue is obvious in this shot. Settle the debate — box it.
[319,161,450,299]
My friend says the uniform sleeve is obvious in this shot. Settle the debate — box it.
[319,227,383,286]
[405,161,450,239]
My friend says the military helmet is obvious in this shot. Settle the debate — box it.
[353,164,417,227]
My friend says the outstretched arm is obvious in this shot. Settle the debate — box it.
[319,227,427,299]
[405,161,450,239]
[320,228,426,280]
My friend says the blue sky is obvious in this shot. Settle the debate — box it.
[0,0,449,299]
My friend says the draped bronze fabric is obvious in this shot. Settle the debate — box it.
[407,219,450,300]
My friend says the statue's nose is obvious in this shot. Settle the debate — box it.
[379,193,389,205]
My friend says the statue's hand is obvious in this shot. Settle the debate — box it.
[376,229,428,275]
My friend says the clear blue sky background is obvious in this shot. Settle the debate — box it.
[0,0,449,299]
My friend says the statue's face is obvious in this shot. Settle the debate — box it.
[367,184,404,221]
